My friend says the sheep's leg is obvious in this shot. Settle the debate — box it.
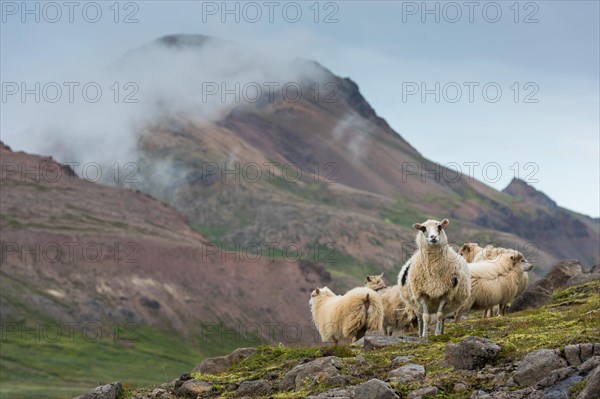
[417,314,423,337]
[419,299,430,338]
[454,307,463,323]
[499,304,507,316]
[435,299,447,336]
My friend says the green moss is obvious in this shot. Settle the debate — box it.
[569,378,588,398]
[116,384,138,399]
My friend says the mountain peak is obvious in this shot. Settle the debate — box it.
[503,178,557,208]
[154,33,224,48]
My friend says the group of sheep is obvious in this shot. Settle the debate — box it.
[309,218,533,344]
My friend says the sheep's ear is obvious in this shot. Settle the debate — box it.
[413,223,422,230]
[378,272,384,278]
[366,276,372,282]
[461,243,470,253]
[441,219,449,229]
[315,288,320,295]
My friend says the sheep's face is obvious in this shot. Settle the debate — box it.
[413,219,449,245]
[310,287,333,307]
[310,287,334,299]
[459,242,481,262]
[365,273,386,291]
[510,253,533,271]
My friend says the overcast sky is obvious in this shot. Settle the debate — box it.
[1,1,599,217]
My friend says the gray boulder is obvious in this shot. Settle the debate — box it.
[354,379,399,399]
[193,347,257,375]
[565,343,600,366]
[470,387,539,399]
[387,364,425,383]
[280,356,348,391]
[566,273,600,287]
[407,386,438,399]
[362,331,422,351]
[235,379,271,397]
[176,379,212,396]
[445,337,501,370]
[509,285,553,313]
[454,383,468,392]
[542,260,585,289]
[510,260,585,312]
[511,349,567,387]
[306,387,356,398]
[391,355,412,368]
[578,365,600,399]
[73,382,122,399]
[578,356,600,373]
[535,366,577,388]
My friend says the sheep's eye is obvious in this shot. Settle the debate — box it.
[420,227,426,233]
[437,225,442,231]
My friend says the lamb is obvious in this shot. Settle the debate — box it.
[397,218,471,337]
[454,250,532,321]
[309,286,383,344]
[364,273,414,336]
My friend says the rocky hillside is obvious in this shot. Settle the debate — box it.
[107,34,597,288]
[0,142,331,337]
[75,276,600,399]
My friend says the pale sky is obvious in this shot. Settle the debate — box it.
[1,1,599,217]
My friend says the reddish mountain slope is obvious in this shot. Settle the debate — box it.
[0,142,330,343]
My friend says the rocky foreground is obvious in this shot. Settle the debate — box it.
[75,265,599,399]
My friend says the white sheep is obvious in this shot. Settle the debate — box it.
[459,243,532,317]
[482,246,533,316]
[309,286,383,344]
[454,250,532,321]
[397,218,471,337]
[364,273,415,336]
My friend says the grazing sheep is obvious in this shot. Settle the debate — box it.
[397,219,471,337]
[454,250,531,321]
[309,286,383,344]
[364,273,414,336]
